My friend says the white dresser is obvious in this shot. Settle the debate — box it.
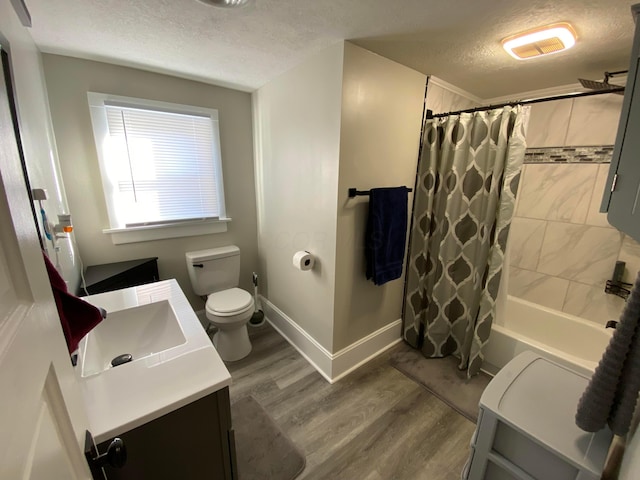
[464,352,613,480]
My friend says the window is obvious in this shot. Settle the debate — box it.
[88,93,229,244]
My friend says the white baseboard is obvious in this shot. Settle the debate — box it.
[331,319,403,382]
[261,296,402,383]
[260,298,334,382]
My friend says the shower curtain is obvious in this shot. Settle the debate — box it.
[402,105,529,377]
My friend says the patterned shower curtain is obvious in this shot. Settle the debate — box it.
[402,105,529,377]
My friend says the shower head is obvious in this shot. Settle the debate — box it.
[578,70,627,95]
[578,78,619,91]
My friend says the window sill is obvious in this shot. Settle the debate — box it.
[103,218,231,245]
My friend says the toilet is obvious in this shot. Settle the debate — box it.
[186,246,254,362]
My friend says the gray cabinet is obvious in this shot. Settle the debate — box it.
[602,4,640,243]
[464,352,611,480]
[99,387,237,479]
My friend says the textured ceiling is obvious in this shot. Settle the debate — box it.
[24,0,637,98]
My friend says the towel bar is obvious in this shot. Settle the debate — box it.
[348,187,412,198]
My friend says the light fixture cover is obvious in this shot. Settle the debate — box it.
[502,22,577,60]
[197,0,252,7]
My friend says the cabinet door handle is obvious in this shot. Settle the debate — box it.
[84,430,127,478]
[228,428,238,480]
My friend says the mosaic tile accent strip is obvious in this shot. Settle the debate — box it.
[524,145,614,164]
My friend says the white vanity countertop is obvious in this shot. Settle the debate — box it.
[80,279,231,444]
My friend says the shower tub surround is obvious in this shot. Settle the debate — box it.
[483,145,639,376]
[507,145,640,327]
[484,295,612,377]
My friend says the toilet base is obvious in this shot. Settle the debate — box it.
[212,325,252,362]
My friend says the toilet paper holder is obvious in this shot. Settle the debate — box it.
[293,250,315,271]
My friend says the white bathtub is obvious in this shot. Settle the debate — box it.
[483,296,613,377]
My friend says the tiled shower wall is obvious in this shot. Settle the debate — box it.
[507,94,640,327]
[508,154,640,326]
[425,78,480,115]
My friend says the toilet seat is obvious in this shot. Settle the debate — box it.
[206,288,253,317]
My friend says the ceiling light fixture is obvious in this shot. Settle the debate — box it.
[502,22,577,60]
[197,0,252,8]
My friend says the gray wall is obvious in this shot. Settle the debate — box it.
[253,42,481,354]
[42,54,259,309]
[333,43,425,351]
[253,43,344,351]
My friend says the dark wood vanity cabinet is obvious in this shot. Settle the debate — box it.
[98,387,238,480]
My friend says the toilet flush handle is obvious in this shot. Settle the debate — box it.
[192,264,204,268]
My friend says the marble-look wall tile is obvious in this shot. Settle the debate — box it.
[524,145,614,164]
[426,83,478,115]
[565,94,624,146]
[512,164,526,214]
[562,281,626,326]
[452,96,479,113]
[516,163,597,223]
[442,88,478,114]
[525,99,573,147]
[441,88,460,114]
[585,164,615,228]
[508,266,569,311]
[425,84,445,114]
[618,235,640,283]
[508,217,546,270]
[507,93,631,323]
[537,222,623,286]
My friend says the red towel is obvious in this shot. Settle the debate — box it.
[43,252,104,353]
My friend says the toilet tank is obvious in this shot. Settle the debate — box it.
[186,246,241,296]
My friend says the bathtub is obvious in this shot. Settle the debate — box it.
[483,296,613,378]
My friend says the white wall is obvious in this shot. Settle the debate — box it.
[42,55,259,308]
[253,43,344,351]
[333,43,426,350]
[0,3,80,290]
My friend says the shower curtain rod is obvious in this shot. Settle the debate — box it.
[429,86,625,119]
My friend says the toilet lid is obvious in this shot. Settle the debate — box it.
[206,288,253,314]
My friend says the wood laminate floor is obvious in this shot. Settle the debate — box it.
[225,323,476,480]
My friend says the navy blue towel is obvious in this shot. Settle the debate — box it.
[365,187,409,286]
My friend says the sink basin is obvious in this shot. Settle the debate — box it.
[76,280,231,444]
[79,300,187,377]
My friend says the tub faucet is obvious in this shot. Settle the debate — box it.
[605,280,631,300]
[605,261,631,300]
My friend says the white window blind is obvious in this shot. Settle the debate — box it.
[102,104,222,227]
